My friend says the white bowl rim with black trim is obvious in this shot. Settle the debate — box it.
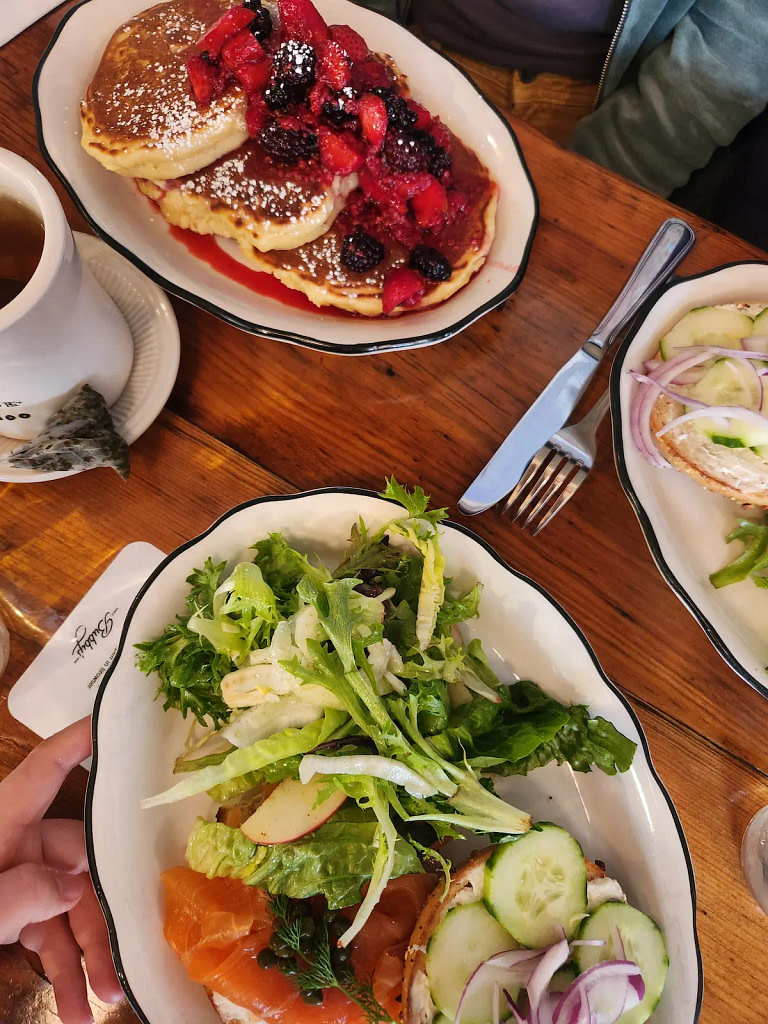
[611,259,768,698]
[34,0,538,355]
[85,486,702,1024]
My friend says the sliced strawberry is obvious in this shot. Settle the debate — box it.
[407,100,432,130]
[234,58,272,94]
[351,59,395,91]
[221,28,265,70]
[317,40,351,89]
[186,54,217,105]
[329,24,369,62]
[246,94,269,135]
[410,179,448,229]
[309,81,332,115]
[430,118,451,150]
[358,94,388,150]
[318,126,364,175]
[395,172,433,200]
[198,6,257,59]
[278,0,330,46]
[382,267,425,315]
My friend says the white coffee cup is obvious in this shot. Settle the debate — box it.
[0,149,133,441]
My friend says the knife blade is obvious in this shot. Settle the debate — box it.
[458,347,599,515]
[458,217,696,516]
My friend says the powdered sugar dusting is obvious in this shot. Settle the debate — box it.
[87,0,242,146]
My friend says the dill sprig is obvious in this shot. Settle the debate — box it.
[268,895,396,1024]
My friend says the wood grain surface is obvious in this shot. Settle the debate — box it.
[2,4,768,1023]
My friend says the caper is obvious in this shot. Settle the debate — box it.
[278,956,299,976]
[257,948,278,970]
[269,933,292,957]
[300,915,316,939]
[333,944,352,965]
[301,989,324,1005]
[329,918,348,942]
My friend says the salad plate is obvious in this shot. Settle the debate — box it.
[34,0,537,355]
[86,486,701,1024]
[612,261,768,697]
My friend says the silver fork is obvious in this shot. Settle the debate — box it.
[502,389,611,534]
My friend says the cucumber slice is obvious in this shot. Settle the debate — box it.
[426,902,518,1024]
[752,445,768,459]
[684,357,768,447]
[549,965,577,993]
[659,306,753,360]
[574,903,669,1024]
[752,308,768,334]
[484,824,587,948]
[690,358,760,409]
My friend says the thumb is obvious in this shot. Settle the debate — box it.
[0,863,84,944]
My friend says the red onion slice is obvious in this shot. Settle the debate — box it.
[629,370,707,408]
[553,961,644,1024]
[655,405,768,438]
[744,334,768,354]
[526,939,570,1018]
[455,948,544,1024]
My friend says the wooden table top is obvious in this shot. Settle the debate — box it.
[2,4,768,1022]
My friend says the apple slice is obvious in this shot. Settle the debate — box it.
[240,776,346,845]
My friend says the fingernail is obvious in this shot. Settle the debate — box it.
[54,871,84,902]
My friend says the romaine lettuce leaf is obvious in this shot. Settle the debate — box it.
[185,806,422,909]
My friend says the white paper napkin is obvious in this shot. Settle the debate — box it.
[8,542,165,742]
[0,0,64,49]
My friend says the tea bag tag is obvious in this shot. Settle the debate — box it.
[8,542,165,743]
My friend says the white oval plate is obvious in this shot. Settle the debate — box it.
[34,0,537,355]
[87,488,701,1024]
[612,261,768,697]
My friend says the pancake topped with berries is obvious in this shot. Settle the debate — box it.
[136,136,358,252]
[242,128,497,315]
[86,0,498,316]
[81,0,251,180]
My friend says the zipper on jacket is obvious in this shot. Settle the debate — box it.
[595,0,631,106]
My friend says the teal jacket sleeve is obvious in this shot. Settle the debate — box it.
[572,0,768,197]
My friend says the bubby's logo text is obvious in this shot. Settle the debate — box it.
[72,609,118,663]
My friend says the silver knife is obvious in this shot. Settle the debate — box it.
[458,217,696,515]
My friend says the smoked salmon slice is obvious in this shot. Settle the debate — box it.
[161,867,436,1024]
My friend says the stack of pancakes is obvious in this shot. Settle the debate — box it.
[81,0,497,316]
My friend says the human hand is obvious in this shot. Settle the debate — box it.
[0,717,123,1023]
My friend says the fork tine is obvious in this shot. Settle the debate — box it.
[517,457,574,529]
[501,447,553,516]
[531,466,587,535]
[513,452,567,523]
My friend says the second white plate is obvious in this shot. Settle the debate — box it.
[612,260,768,696]
[87,488,701,1024]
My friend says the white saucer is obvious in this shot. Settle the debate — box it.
[0,232,180,483]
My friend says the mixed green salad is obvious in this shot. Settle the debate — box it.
[138,481,636,942]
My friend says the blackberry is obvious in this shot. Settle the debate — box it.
[409,245,452,281]
[370,87,417,131]
[259,121,318,164]
[199,50,215,65]
[427,146,452,178]
[272,40,316,92]
[241,0,261,7]
[322,87,358,127]
[382,130,427,173]
[264,79,296,111]
[341,228,385,273]
[249,7,273,41]
[411,128,436,151]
